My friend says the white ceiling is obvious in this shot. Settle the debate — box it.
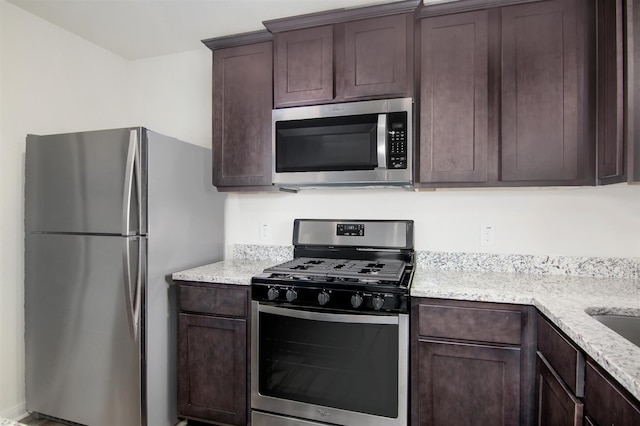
[7,0,407,59]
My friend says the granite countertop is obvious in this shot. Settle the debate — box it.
[172,259,275,285]
[173,259,640,402]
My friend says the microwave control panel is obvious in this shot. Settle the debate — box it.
[387,112,408,169]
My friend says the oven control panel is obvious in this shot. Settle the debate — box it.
[251,280,409,314]
[336,223,364,236]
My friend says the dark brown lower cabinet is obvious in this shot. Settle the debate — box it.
[536,313,640,426]
[177,282,249,426]
[411,298,535,426]
[418,340,520,425]
[584,360,640,426]
[536,353,583,425]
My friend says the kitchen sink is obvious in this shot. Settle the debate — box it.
[589,313,640,348]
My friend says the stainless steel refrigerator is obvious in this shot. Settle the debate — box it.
[24,127,225,426]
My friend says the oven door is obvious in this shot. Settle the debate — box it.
[251,302,408,426]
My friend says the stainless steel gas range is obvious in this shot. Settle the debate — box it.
[251,219,414,426]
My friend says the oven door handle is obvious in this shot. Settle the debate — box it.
[257,303,400,325]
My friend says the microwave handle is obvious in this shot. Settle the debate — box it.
[377,114,387,170]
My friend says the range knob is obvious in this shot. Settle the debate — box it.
[351,293,364,308]
[372,295,385,311]
[318,291,330,306]
[286,288,298,302]
[267,287,280,301]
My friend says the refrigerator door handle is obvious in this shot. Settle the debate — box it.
[122,129,140,236]
[123,237,141,341]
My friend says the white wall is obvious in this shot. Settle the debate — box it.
[0,1,213,419]
[224,184,640,259]
[129,50,212,148]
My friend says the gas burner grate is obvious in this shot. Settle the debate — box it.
[264,257,406,283]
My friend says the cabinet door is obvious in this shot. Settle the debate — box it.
[417,340,521,426]
[584,361,640,426]
[178,313,247,425]
[213,41,273,188]
[341,14,411,99]
[536,353,583,426]
[273,26,334,107]
[501,0,584,183]
[417,10,490,184]
[597,0,626,183]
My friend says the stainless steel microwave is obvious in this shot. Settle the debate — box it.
[272,98,413,190]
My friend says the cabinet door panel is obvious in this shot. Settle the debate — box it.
[597,0,626,183]
[418,340,520,426]
[537,314,584,397]
[274,26,334,107]
[342,14,410,99]
[501,0,580,182]
[418,10,489,184]
[178,313,247,425]
[536,353,583,426]
[584,361,640,426]
[213,41,273,187]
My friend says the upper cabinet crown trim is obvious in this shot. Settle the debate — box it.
[202,29,273,51]
[263,0,420,33]
[417,0,543,18]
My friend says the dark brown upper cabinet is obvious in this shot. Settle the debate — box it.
[630,0,640,182]
[265,0,419,108]
[417,10,493,185]
[415,0,597,188]
[597,0,626,184]
[501,0,595,185]
[203,31,275,191]
[273,25,334,107]
[340,13,412,100]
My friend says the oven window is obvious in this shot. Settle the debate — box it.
[275,114,378,172]
[258,311,399,418]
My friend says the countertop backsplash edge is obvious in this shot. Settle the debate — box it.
[233,244,639,279]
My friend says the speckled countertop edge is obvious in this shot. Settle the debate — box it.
[172,247,640,402]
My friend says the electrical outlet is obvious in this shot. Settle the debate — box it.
[259,223,272,241]
[480,224,495,246]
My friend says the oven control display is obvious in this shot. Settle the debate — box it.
[337,223,364,236]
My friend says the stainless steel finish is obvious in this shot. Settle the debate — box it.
[590,314,640,347]
[25,233,142,426]
[272,97,413,189]
[294,219,413,249]
[256,304,400,325]
[25,128,135,235]
[143,130,225,426]
[122,130,143,341]
[25,128,225,426]
[122,236,142,341]
[377,113,388,170]
[251,301,409,426]
[253,411,331,426]
[122,129,138,236]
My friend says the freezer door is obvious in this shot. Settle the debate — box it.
[25,233,142,426]
[25,128,144,235]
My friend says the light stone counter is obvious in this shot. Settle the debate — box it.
[172,259,276,285]
[172,249,640,403]
[411,269,640,402]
